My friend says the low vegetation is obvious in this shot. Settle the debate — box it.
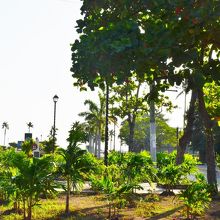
[0,122,218,219]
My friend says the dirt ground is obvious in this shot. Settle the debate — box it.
[1,192,219,219]
[55,193,220,220]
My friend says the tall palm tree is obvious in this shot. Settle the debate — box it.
[27,122,34,133]
[2,122,9,146]
[79,93,105,158]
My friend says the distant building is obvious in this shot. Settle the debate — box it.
[24,133,32,140]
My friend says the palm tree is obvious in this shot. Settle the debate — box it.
[57,122,95,214]
[2,122,9,146]
[79,93,105,158]
[27,122,33,133]
[11,152,58,220]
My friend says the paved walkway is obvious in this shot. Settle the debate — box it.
[135,165,220,194]
[80,165,220,195]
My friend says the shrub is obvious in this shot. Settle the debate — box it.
[179,173,211,219]
[157,151,198,193]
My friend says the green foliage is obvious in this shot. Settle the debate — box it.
[40,127,59,154]
[57,121,99,213]
[204,82,220,118]
[90,164,143,218]
[11,153,58,219]
[0,149,16,202]
[216,154,220,169]
[57,147,98,189]
[67,121,88,148]
[120,114,177,152]
[135,201,158,218]
[157,151,198,192]
[21,138,35,157]
[108,151,157,185]
[90,151,156,218]
[179,174,212,219]
[78,93,105,157]
[71,0,219,92]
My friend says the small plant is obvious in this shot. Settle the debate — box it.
[157,151,198,194]
[144,194,160,202]
[90,164,143,219]
[135,200,159,217]
[179,173,211,219]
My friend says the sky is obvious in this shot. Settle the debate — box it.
[0,0,188,148]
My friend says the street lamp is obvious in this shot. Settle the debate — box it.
[53,94,59,152]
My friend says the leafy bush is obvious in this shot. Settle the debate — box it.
[179,174,211,219]
[157,151,198,192]
[90,164,143,219]
[108,151,157,186]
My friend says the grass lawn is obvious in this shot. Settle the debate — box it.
[0,192,219,219]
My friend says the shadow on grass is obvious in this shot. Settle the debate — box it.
[45,204,109,220]
[148,206,184,220]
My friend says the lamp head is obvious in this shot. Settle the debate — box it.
[53,95,59,103]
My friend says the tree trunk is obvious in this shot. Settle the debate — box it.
[149,93,157,162]
[27,197,32,220]
[88,135,93,154]
[113,123,116,151]
[98,126,101,158]
[65,177,71,214]
[197,89,218,194]
[94,133,98,157]
[176,90,197,164]
[104,82,109,166]
[23,198,26,220]
[128,121,135,152]
[3,129,6,146]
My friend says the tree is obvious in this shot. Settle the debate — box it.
[26,122,33,133]
[110,75,174,152]
[110,76,148,152]
[79,92,105,158]
[120,114,177,152]
[71,0,219,191]
[40,127,58,154]
[71,2,144,164]
[2,122,9,146]
[11,153,58,220]
[57,121,96,214]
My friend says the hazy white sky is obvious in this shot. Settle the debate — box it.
[0,0,187,148]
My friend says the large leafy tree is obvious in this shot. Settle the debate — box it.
[71,0,219,191]
[120,114,177,152]
[110,76,148,152]
[110,74,174,152]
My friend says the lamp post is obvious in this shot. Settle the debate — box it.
[53,94,59,152]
